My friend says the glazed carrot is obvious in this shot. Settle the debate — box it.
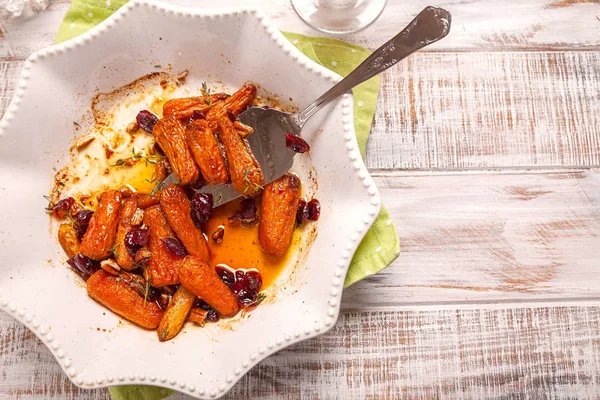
[160,184,210,262]
[206,83,257,131]
[87,270,163,330]
[143,205,182,287]
[114,196,138,270]
[185,119,229,186]
[259,173,302,256]
[179,256,239,318]
[163,93,229,120]
[152,116,199,185]
[217,113,264,196]
[154,159,169,182]
[58,223,80,258]
[157,286,196,341]
[137,192,160,209]
[80,190,122,261]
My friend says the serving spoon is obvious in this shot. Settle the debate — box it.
[164,6,451,206]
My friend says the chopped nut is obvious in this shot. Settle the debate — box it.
[158,293,171,309]
[175,70,189,82]
[130,208,144,227]
[118,185,135,198]
[135,247,151,263]
[69,201,83,216]
[100,259,121,276]
[234,121,254,138]
[187,308,208,325]
[126,122,140,133]
[211,226,225,244]
[74,134,95,150]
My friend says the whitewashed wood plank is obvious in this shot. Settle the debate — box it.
[2,52,599,169]
[1,0,600,62]
[342,170,600,308]
[366,51,600,169]
[4,307,600,399]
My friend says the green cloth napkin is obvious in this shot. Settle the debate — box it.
[55,2,400,399]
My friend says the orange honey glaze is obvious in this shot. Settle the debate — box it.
[203,198,295,289]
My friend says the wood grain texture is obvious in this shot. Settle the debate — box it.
[2,0,600,398]
[342,171,600,307]
[1,0,600,62]
[366,51,600,169]
[4,307,600,399]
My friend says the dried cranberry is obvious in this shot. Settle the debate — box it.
[228,198,258,227]
[189,110,205,123]
[307,199,321,221]
[215,266,235,287]
[73,209,94,240]
[296,199,308,226]
[190,192,213,227]
[161,238,186,257]
[285,133,310,153]
[136,110,159,133]
[236,289,258,306]
[184,179,205,200]
[47,197,75,214]
[226,109,237,122]
[232,270,248,294]
[67,253,98,277]
[246,270,262,293]
[124,228,150,256]
[205,309,220,322]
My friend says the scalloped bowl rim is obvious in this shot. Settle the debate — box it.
[0,1,382,398]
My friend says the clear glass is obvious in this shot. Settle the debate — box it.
[291,0,386,35]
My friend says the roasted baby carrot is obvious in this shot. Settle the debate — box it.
[217,113,264,196]
[152,116,199,185]
[179,256,239,318]
[58,223,80,259]
[137,192,161,209]
[143,205,182,287]
[80,190,122,260]
[259,173,302,256]
[114,196,138,270]
[157,286,196,341]
[206,83,257,131]
[159,184,210,262]
[185,119,229,186]
[87,270,163,330]
[163,93,229,120]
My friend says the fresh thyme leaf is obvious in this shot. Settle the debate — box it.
[154,64,161,68]
[150,178,163,197]
[216,195,222,203]
[144,278,150,307]
[256,292,266,305]
[73,121,80,128]
[109,243,120,259]
[204,98,212,106]
[145,177,157,184]
[43,195,53,211]
[110,159,126,167]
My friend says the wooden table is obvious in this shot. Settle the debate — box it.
[2,0,600,398]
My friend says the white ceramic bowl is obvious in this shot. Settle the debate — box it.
[0,1,381,397]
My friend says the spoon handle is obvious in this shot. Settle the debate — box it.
[293,6,451,129]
